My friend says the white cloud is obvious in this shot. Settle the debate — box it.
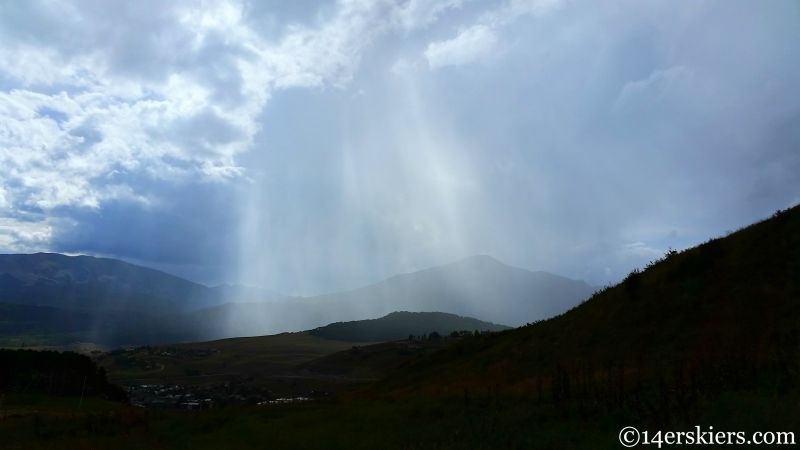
[389,0,465,31]
[0,217,57,253]
[622,241,663,260]
[423,0,563,70]
[0,187,9,210]
[425,24,499,69]
[501,0,563,22]
[0,0,464,250]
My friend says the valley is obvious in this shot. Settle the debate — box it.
[1,3,796,447]
[1,206,798,449]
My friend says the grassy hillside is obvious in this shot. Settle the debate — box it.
[372,206,800,405]
[308,311,509,342]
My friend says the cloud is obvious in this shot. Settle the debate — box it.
[484,0,564,25]
[0,0,465,258]
[425,25,499,69]
[422,0,565,70]
[622,241,663,260]
[613,66,692,112]
[231,0,799,292]
[2,0,799,294]
[0,217,57,253]
[389,0,465,31]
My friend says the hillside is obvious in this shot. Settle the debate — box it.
[309,311,509,342]
[371,207,800,404]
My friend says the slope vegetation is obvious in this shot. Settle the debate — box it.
[374,207,800,407]
[308,311,509,342]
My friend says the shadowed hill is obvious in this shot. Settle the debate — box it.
[371,207,800,405]
[308,311,509,342]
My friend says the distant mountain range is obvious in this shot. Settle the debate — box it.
[0,253,278,313]
[182,255,594,340]
[0,253,594,346]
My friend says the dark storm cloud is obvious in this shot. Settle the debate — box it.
[49,179,242,281]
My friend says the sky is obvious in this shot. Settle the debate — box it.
[0,0,798,295]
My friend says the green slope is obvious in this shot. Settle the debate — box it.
[373,206,800,403]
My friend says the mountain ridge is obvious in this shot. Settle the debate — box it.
[0,252,593,345]
[196,255,594,338]
[0,252,213,312]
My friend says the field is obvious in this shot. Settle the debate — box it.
[99,332,362,383]
[94,332,456,408]
[1,387,797,450]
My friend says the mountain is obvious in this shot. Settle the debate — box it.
[319,255,595,326]
[0,301,209,348]
[0,252,591,346]
[0,253,214,313]
[308,311,510,342]
[206,255,594,338]
[0,303,93,337]
[0,253,289,346]
[371,206,800,404]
